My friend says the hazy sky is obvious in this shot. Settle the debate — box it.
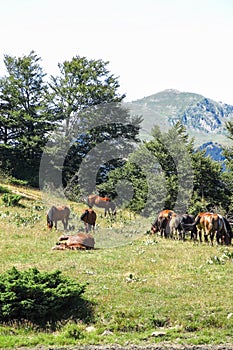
[1,0,233,104]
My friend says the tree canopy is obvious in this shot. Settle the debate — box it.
[0,51,232,217]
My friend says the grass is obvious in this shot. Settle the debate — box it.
[0,184,233,348]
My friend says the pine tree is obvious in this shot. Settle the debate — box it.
[0,51,52,185]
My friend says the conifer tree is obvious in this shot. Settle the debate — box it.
[0,51,52,184]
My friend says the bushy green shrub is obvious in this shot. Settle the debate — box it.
[1,193,22,206]
[0,185,10,194]
[6,176,28,186]
[0,267,89,327]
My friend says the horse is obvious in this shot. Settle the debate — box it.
[80,208,97,233]
[52,233,95,250]
[177,213,196,241]
[182,212,215,244]
[47,206,70,230]
[182,212,231,245]
[215,216,232,245]
[151,209,175,237]
[164,213,195,240]
[87,194,116,216]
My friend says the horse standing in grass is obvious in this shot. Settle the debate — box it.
[47,206,70,230]
[80,208,97,233]
[151,209,175,237]
[87,194,116,216]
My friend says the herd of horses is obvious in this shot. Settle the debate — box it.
[46,194,116,232]
[151,209,233,245]
[46,194,233,247]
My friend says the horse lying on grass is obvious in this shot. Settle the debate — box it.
[52,233,95,250]
[47,206,70,230]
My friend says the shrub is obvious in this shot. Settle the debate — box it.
[0,267,90,327]
[1,193,22,206]
[0,185,10,194]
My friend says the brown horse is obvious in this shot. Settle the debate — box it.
[151,209,175,237]
[183,212,231,245]
[80,208,97,233]
[52,233,95,250]
[87,194,116,216]
[47,206,70,230]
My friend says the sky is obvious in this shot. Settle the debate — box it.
[1,0,233,104]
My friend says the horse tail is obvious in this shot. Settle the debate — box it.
[181,214,200,231]
[194,214,201,226]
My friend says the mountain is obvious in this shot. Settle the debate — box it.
[126,89,233,147]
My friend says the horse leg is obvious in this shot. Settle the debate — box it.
[198,229,202,243]
[64,218,67,230]
[210,230,215,246]
[54,220,58,230]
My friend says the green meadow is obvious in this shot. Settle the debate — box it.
[1,183,233,349]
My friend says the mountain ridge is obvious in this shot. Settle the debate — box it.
[126,89,233,147]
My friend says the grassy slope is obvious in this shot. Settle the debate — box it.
[1,184,233,348]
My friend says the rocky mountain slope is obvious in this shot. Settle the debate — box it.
[126,89,233,147]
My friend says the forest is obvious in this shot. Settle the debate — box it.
[0,50,233,218]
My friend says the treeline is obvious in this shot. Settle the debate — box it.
[0,51,233,216]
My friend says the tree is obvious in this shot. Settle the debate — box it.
[222,121,233,215]
[48,56,125,135]
[190,149,227,213]
[41,56,142,198]
[0,51,52,185]
[97,122,194,216]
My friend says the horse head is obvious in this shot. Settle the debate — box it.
[47,214,53,229]
[151,221,159,234]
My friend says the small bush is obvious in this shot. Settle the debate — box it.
[0,185,10,194]
[1,193,22,206]
[6,176,28,186]
[0,267,91,328]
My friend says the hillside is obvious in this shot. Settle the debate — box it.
[1,183,233,348]
[126,89,233,147]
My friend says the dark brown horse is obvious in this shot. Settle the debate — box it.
[87,194,116,216]
[47,206,70,230]
[80,208,97,233]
